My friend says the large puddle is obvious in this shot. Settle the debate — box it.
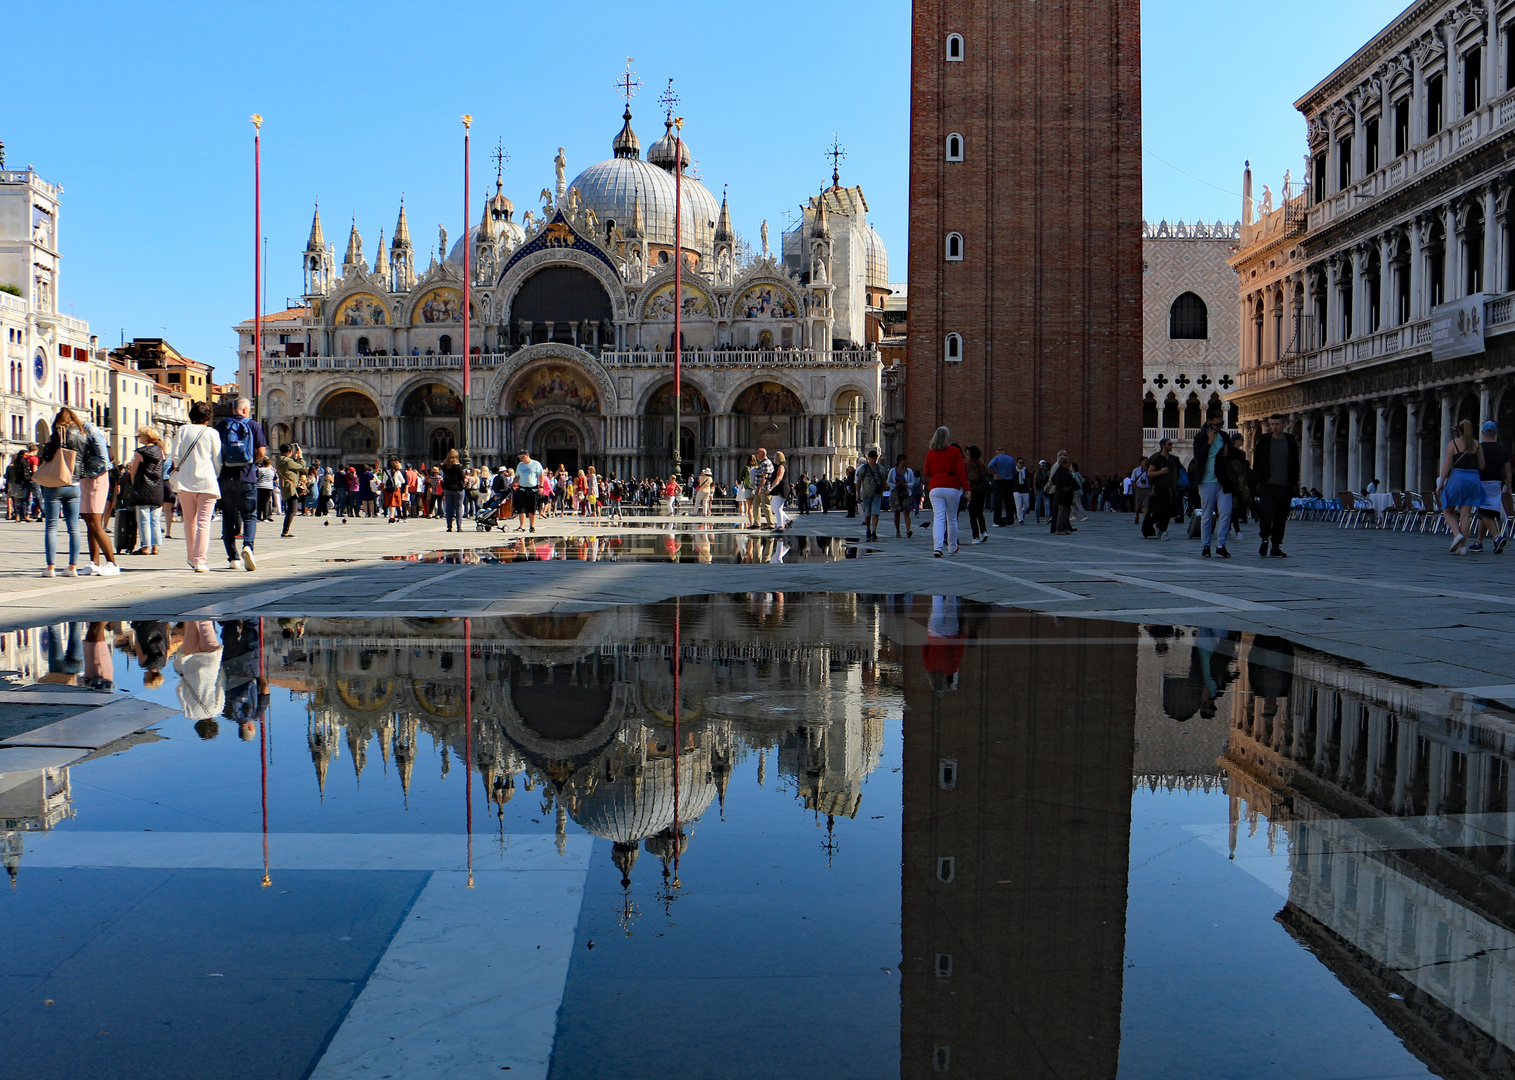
[367,530,874,563]
[1,598,1511,1079]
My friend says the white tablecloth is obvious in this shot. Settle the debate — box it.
[1366,493,1396,514]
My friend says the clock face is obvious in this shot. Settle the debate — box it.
[33,350,44,383]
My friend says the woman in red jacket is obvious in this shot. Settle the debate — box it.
[924,426,968,556]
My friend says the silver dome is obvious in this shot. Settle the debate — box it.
[864,223,888,289]
[568,156,719,255]
[447,219,525,266]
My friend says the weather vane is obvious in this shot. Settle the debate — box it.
[658,78,680,120]
[491,139,510,184]
[617,57,642,103]
[826,135,847,187]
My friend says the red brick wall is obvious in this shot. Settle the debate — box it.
[906,0,1142,474]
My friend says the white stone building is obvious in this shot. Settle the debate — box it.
[1141,219,1242,458]
[237,103,887,482]
[1230,0,1515,496]
[0,160,100,457]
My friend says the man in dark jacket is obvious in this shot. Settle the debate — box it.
[1249,413,1300,558]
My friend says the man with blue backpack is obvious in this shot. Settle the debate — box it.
[212,397,268,572]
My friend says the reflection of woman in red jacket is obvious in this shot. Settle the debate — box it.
[923,427,968,557]
[924,595,966,692]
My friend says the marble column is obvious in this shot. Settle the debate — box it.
[1409,217,1426,320]
[1480,380,1494,429]
[1322,411,1339,497]
[1326,258,1340,341]
[1378,234,1395,329]
[1350,245,1366,340]
[1299,412,1316,491]
[1445,203,1462,302]
[1484,184,1500,294]
[1347,405,1364,492]
[1440,390,1455,452]
[1404,398,1422,492]
[1375,402,1391,491]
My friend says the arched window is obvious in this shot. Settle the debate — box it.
[1168,292,1208,339]
[945,133,964,162]
[944,232,963,261]
[946,33,964,61]
[438,334,453,355]
[944,333,963,362]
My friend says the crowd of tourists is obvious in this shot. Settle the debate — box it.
[11,399,1511,576]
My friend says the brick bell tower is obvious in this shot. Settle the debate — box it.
[906,0,1142,474]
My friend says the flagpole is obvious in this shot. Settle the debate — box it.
[672,117,684,481]
[460,115,472,469]
[251,115,263,423]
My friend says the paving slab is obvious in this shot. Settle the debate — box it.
[0,698,177,749]
[0,745,87,773]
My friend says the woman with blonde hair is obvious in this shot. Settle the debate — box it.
[124,426,166,555]
[923,426,967,556]
[1440,417,1486,553]
[169,400,224,572]
[769,451,792,531]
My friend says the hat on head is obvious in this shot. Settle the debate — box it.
[497,465,509,472]
[1484,420,1498,434]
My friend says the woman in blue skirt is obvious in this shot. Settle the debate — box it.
[1440,418,1486,554]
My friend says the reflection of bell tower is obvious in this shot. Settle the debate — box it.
[898,599,1136,1080]
[303,203,333,297]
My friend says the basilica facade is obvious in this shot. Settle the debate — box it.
[235,105,888,482]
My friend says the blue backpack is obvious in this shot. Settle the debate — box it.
[1175,465,1190,490]
[220,418,256,467]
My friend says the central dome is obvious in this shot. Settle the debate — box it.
[567,112,720,256]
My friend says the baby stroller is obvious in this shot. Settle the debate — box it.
[475,494,512,531]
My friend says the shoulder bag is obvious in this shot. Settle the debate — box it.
[35,446,77,488]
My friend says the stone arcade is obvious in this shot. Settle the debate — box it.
[235,103,890,482]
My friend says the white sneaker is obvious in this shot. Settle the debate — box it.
[95,562,121,577]
[1450,533,1468,554]
[64,566,77,578]
[242,547,257,571]
[1159,532,1169,540]
[78,563,95,576]
[41,567,54,578]
[194,560,210,573]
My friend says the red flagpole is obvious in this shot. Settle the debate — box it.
[252,115,263,420]
[672,120,683,480]
[461,115,472,468]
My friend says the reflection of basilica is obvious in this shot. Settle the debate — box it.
[237,91,890,480]
[276,599,890,897]
[1222,636,1515,1079]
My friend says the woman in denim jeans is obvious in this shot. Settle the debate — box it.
[38,408,90,577]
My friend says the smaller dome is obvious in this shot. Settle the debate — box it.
[864,223,888,289]
[448,219,525,266]
[612,106,640,160]
[646,118,691,172]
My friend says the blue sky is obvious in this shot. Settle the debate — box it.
[3,0,1411,372]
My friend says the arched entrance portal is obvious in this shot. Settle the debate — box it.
[536,421,581,474]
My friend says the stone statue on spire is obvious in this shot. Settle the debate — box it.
[555,148,567,203]
[438,223,448,261]
[761,219,769,257]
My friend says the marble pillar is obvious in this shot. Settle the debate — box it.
[1322,412,1339,497]
[1375,402,1391,490]
[1347,405,1363,492]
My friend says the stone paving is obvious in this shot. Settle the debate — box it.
[2,509,1512,689]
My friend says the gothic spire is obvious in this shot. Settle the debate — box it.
[714,187,734,244]
[306,203,325,253]
[343,217,363,270]
[392,198,411,249]
[373,229,389,277]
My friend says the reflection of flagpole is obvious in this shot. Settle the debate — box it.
[465,616,474,888]
[672,597,681,890]
[259,618,270,888]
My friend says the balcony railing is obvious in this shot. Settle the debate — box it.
[1309,87,1515,233]
[1235,289,1514,391]
[600,349,879,367]
[263,348,881,374]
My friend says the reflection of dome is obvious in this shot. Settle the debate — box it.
[863,223,888,289]
[572,752,717,844]
[567,111,719,254]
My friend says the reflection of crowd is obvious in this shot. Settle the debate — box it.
[57,619,274,741]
